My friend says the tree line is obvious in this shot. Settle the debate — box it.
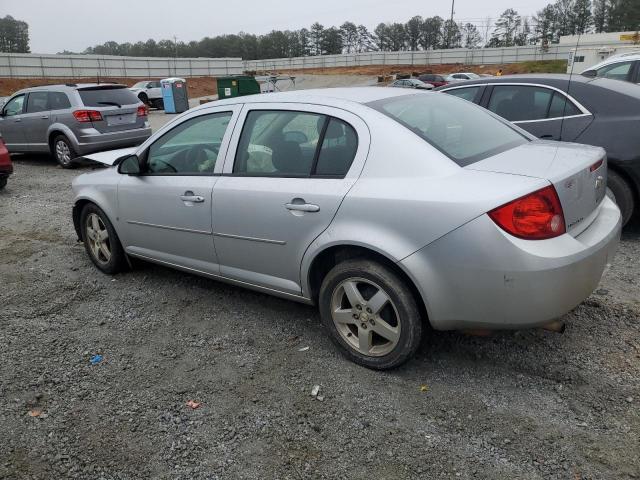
[0,15,30,53]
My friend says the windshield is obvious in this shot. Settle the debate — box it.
[367,93,528,166]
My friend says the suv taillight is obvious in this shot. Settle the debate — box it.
[488,185,565,240]
[137,105,148,117]
[73,110,103,122]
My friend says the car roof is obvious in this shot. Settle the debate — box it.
[201,87,416,109]
[13,83,126,95]
[585,53,640,71]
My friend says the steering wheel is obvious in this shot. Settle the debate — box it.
[150,158,177,173]
[185,144,219,172]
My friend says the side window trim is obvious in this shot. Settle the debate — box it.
[138,109,236,176]
[481,82,591,124]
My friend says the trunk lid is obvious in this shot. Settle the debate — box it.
[467,140,608,236]
[77,85,146,134]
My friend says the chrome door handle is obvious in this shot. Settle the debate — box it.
[41,115,49,119]
[285,203,320,213]
[14,118,21,123]
[180,191,205,203]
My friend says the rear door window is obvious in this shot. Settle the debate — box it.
[315,118,358,176]
[78,87,139,107]
[488,85,553,122]
[26,92,49,113]
[49,92,71,110]
[548,92,581,118]
[444,86,481,103]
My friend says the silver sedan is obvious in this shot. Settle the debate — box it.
[71,88,621,369]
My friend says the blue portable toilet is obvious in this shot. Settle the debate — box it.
[161,77,189,113]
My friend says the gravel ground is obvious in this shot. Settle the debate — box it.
[1,150,639,479]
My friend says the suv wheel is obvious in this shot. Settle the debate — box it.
[607,170,634,226]
[0,177,7,190]
[52,135,77,168]
[80,203,127,274]
[319,259,423,370]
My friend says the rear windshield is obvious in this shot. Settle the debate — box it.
[367,93,528,166]
[78,87,139,107]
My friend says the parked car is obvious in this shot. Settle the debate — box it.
[437,74,640,225]
[71,88,620,369]
[389,78,434,90]
[445,72,481,82]
[129,80,164,109]
[0,134,12,190]
[581,51,640,84]
[417,74,448,88]
[0,84,152,168]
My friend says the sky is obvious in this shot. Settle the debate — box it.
[3,0,551,54]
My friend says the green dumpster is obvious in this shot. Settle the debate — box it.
[217,76,260,99]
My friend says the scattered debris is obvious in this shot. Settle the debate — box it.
[317,395,325,402]
[27,408,45,418]
[89,354,103,365]
[420,385,429,393]
[311,385,320,397]
[298,346,310,352]
[186,400,201,409]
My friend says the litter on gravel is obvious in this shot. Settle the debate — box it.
[89,354,103,365]
[186,400,202,409]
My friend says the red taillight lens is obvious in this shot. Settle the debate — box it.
[488,185,566,240]
[73,110,103,122]
[590,159,604,172]
[137,105,148,117]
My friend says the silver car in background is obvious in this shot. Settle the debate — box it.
[0,83,151,167]
[71,88,621,369]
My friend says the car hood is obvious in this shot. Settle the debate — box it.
[79,147,137,166]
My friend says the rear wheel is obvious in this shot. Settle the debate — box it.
[319,259,423,370]
[138,92,150,106]
[152,98,164,110]
[607,170,634,226]
[52,135,77,169]
[0,176,7,190]
[80,203,127,274]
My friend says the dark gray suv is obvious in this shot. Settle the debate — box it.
[0,83,152,167]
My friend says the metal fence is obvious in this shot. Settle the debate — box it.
[243,45,577,71]
[0,53,244,78]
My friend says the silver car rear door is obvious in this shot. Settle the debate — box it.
[211,102,370,295]
[117,104,242,274]
[22,91,51,152]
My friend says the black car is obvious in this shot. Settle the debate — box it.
[437,74,640,225]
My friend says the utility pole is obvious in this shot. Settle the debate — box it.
[173,35,178,76]
[448,0,455,49]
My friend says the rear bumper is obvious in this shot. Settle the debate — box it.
[401,196,622,330]
[74,126,152,155]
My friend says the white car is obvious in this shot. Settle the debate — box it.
[445,72,481,82]
[129,81,164,109]
[581,51,640,84]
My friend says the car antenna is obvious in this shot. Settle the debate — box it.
[560,32,582,141]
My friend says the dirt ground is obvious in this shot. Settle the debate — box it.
[0,77,218,98]
[0,113,639,478]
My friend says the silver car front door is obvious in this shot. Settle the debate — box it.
[212,103,370,295]
[0,94,27,151]
[117,105,241,273]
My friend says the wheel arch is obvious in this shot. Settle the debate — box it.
[304,243,431,326]
[72,196,117,242]
[48,124,79,153]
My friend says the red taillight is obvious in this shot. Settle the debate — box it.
[590,159,604,172]
[137,105,148,117]
[489,185,566,240]
[73,110,103,122]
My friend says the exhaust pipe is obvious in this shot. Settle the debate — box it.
[542,320,566,334]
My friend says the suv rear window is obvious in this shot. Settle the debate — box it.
[368,93,528,166]
[78,86,139,107]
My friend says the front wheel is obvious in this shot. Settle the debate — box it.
[52,135,77,169]
[80,203,127,274]
[319,259,423,370]
[0,176,7,190]
[607,170,634,226]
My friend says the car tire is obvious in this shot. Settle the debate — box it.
[80,203,127,275]
[607,170,634,226]
[52,135,77,169]
[0,177,6,190]
[138,93,150,106]
[153,98,164,110]
[319,259,423,370]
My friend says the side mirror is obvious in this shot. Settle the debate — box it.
[117,154,142,175]
[582,70,597,78]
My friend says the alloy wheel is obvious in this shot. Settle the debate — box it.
[330,277,401,357]
[85,213,111,265]
[55,140,71,165]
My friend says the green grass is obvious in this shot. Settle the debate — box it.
[515,60,568,74]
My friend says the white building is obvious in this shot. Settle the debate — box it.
[563,31,640,73]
